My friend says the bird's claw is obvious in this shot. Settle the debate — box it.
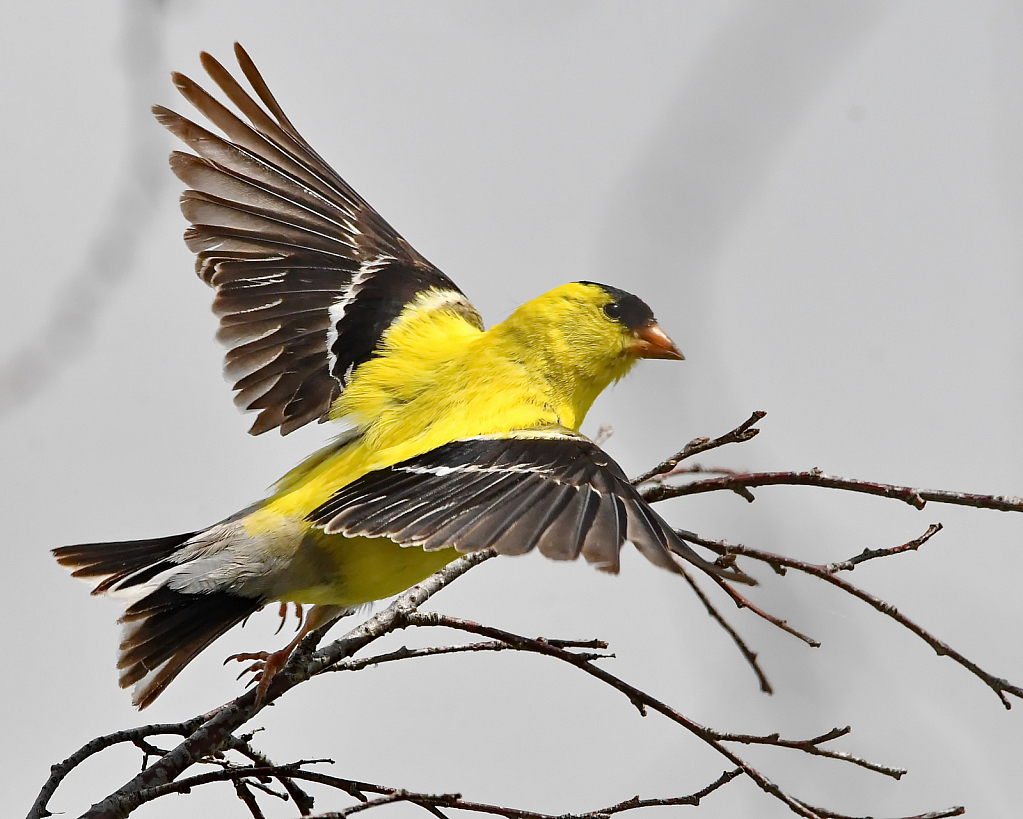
[235,661,269,683]
[225,650,270,665]
[224,648,290,704]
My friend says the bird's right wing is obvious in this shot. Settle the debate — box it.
[155,44,481,435]
[308,432,754,584]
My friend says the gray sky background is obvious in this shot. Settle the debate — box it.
[3,2,1022,817]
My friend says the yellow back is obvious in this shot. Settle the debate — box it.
[265,282,639,517]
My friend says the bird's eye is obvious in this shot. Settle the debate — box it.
[603,302,622,321]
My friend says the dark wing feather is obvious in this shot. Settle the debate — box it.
[156,43,480,435]
[308,435,752,583]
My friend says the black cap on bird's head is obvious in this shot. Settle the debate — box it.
[578,282,684,361]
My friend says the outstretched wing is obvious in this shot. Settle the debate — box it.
[155,44,481,435]
[308,434,751,583]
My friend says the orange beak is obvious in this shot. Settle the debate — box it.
[629,321,684,360]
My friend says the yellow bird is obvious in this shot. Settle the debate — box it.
[53,44,753,710]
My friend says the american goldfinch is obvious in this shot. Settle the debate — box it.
[53,44,753,710]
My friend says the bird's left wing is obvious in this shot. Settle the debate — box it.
[308,433,752,583]
[155,44,480,435]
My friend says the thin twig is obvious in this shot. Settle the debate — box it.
[224,736,317,815]
[644,468,1023,513]
[323,790,462,818]
[233,779,268,819]
[706,572,821,647]
[681,529,1023,709]
[825,524,943,573]
[325,640,613,674]
[675,563,773,693]
[315,769,745,818]
[123,763,744,819]
[717,726,905,778]
[126,765,370,808]
[632,411,766,484]
[405,612,905,815]
[792,800,964,819]
[659,464,740,476]
[131,738,171,768]
[27,721,204,819]
[124,759,957,819]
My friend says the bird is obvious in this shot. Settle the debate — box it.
[53,43,754,710]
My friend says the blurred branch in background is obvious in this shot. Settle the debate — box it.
[0,0,167,418]
[31,412,1021,819]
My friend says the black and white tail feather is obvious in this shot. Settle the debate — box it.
[53,533,264,709]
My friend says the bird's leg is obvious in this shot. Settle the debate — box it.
[273,602,288,635]
[226,603,345,704]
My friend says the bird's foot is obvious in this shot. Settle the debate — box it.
[224,603,341,704]
[225,647,292,704]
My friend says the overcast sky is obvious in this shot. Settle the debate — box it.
[4,2,1022,818]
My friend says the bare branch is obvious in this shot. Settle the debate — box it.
[644,468,1023,514]
[313,767,744,818]
[717,725,906,779]
[224,736,317,815]
[825,524,943,573]
[792,801,964,819]
[632,411,767,484]
[31,414,1014,819]
[232,779,268,819]
[114,754,956,819]
[120,762,744,819]
[131,738,171,767]
[707,572,821,647]
[65,552,494,819]
[326,639,613,674]
[403,612,907,815]
[675,563,774,693]
[657,464,741,476]
[27,721,203,819]
[122,765,370,810]
[681,529,1023,709]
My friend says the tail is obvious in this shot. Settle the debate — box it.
[53,534,262,709]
